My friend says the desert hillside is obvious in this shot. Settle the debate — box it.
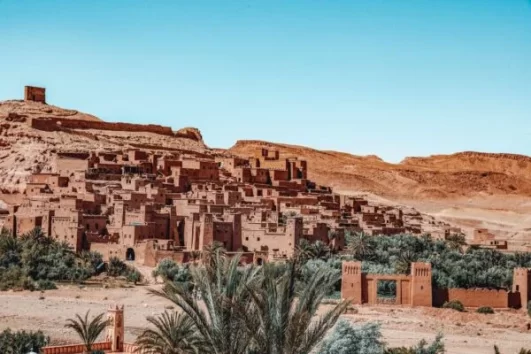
[228,140,531,245]
[0,100,207,195]
[1,99,530,244]
[228,140,531,199]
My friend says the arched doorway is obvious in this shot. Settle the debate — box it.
[126,248,135,261]
[256,257,264,266]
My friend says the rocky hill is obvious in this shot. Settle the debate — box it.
[0,100,207,194]
[1,98,530,244]
[228,140,531,200]
[228,140,531,246]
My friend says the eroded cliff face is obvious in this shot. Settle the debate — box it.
[175,127,203,142]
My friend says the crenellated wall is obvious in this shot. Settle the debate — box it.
[342,262,527,309]
[42,342,111,354]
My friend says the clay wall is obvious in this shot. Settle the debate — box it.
[42,342,111,354]
[25,183,48,196]
[474,228,495,242]
[276,197,319,212]
[51,212,84,252]
[269,170,289,181]
[433,288,511,308]
[341,261,432,307]
[30,117,174,136]
[258,159,288,171]
[12,215,44,237]
[56,156,90,177]
[148,251,189,267]
[251,168,270,184]
[241,219,302,257]
[83,215,107,233]
[158,159,183,176]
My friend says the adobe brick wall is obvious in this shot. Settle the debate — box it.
[29,117,174,136]
[433,288,510,308]
[42,342,111,354]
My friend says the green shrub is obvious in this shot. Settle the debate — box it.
[319,320,445,354]
[152,258,191,283]
[527,301,531,317]
[0,328,49,353]
[126,269,141,284]
[319,320,385,354]
[37,279,58,290]
[0,227,98,291]
[341,232,531,290]
[442,300,465,312]
[106,256,142,284]
[476,306,494,314]
[107,257,128,277]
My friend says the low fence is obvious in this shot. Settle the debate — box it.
[42,341,111,354]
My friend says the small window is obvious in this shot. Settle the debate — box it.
[257,237,260,241]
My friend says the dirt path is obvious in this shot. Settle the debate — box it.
[1,286,530,352]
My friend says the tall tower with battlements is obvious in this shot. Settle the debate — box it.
[106,304,124,352]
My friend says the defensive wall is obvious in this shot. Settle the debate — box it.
[29,117,175,136]
[433,288,521,308]
[342,262,531,309]
[341,261,432,307]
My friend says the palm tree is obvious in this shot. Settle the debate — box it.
[135,311,206,354]
[446,233,467,252]
[242,259,350,354]
[65,311,109,353]
[395,250,416,274]
[349,232,374,260]
[149,248,260,354]
[311,241,330,260]
[295,239,315,263]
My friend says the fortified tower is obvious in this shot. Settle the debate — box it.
[513,268,531,308]
[410,262,432,307]
[24,86,46,103]
[106,304,124,352]
[341,261,363,304]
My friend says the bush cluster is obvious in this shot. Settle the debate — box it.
[476,306,494,314]
[107,256,142,284]
[0,328,49,353]
[339,233,531,290]
[0,228,99,291]
[442,300,465,312]
[319,320,445,354]
[152,258,192,284]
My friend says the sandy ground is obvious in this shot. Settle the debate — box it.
[1,285,530,353]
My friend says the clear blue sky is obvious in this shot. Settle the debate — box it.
[1,0,530,162]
